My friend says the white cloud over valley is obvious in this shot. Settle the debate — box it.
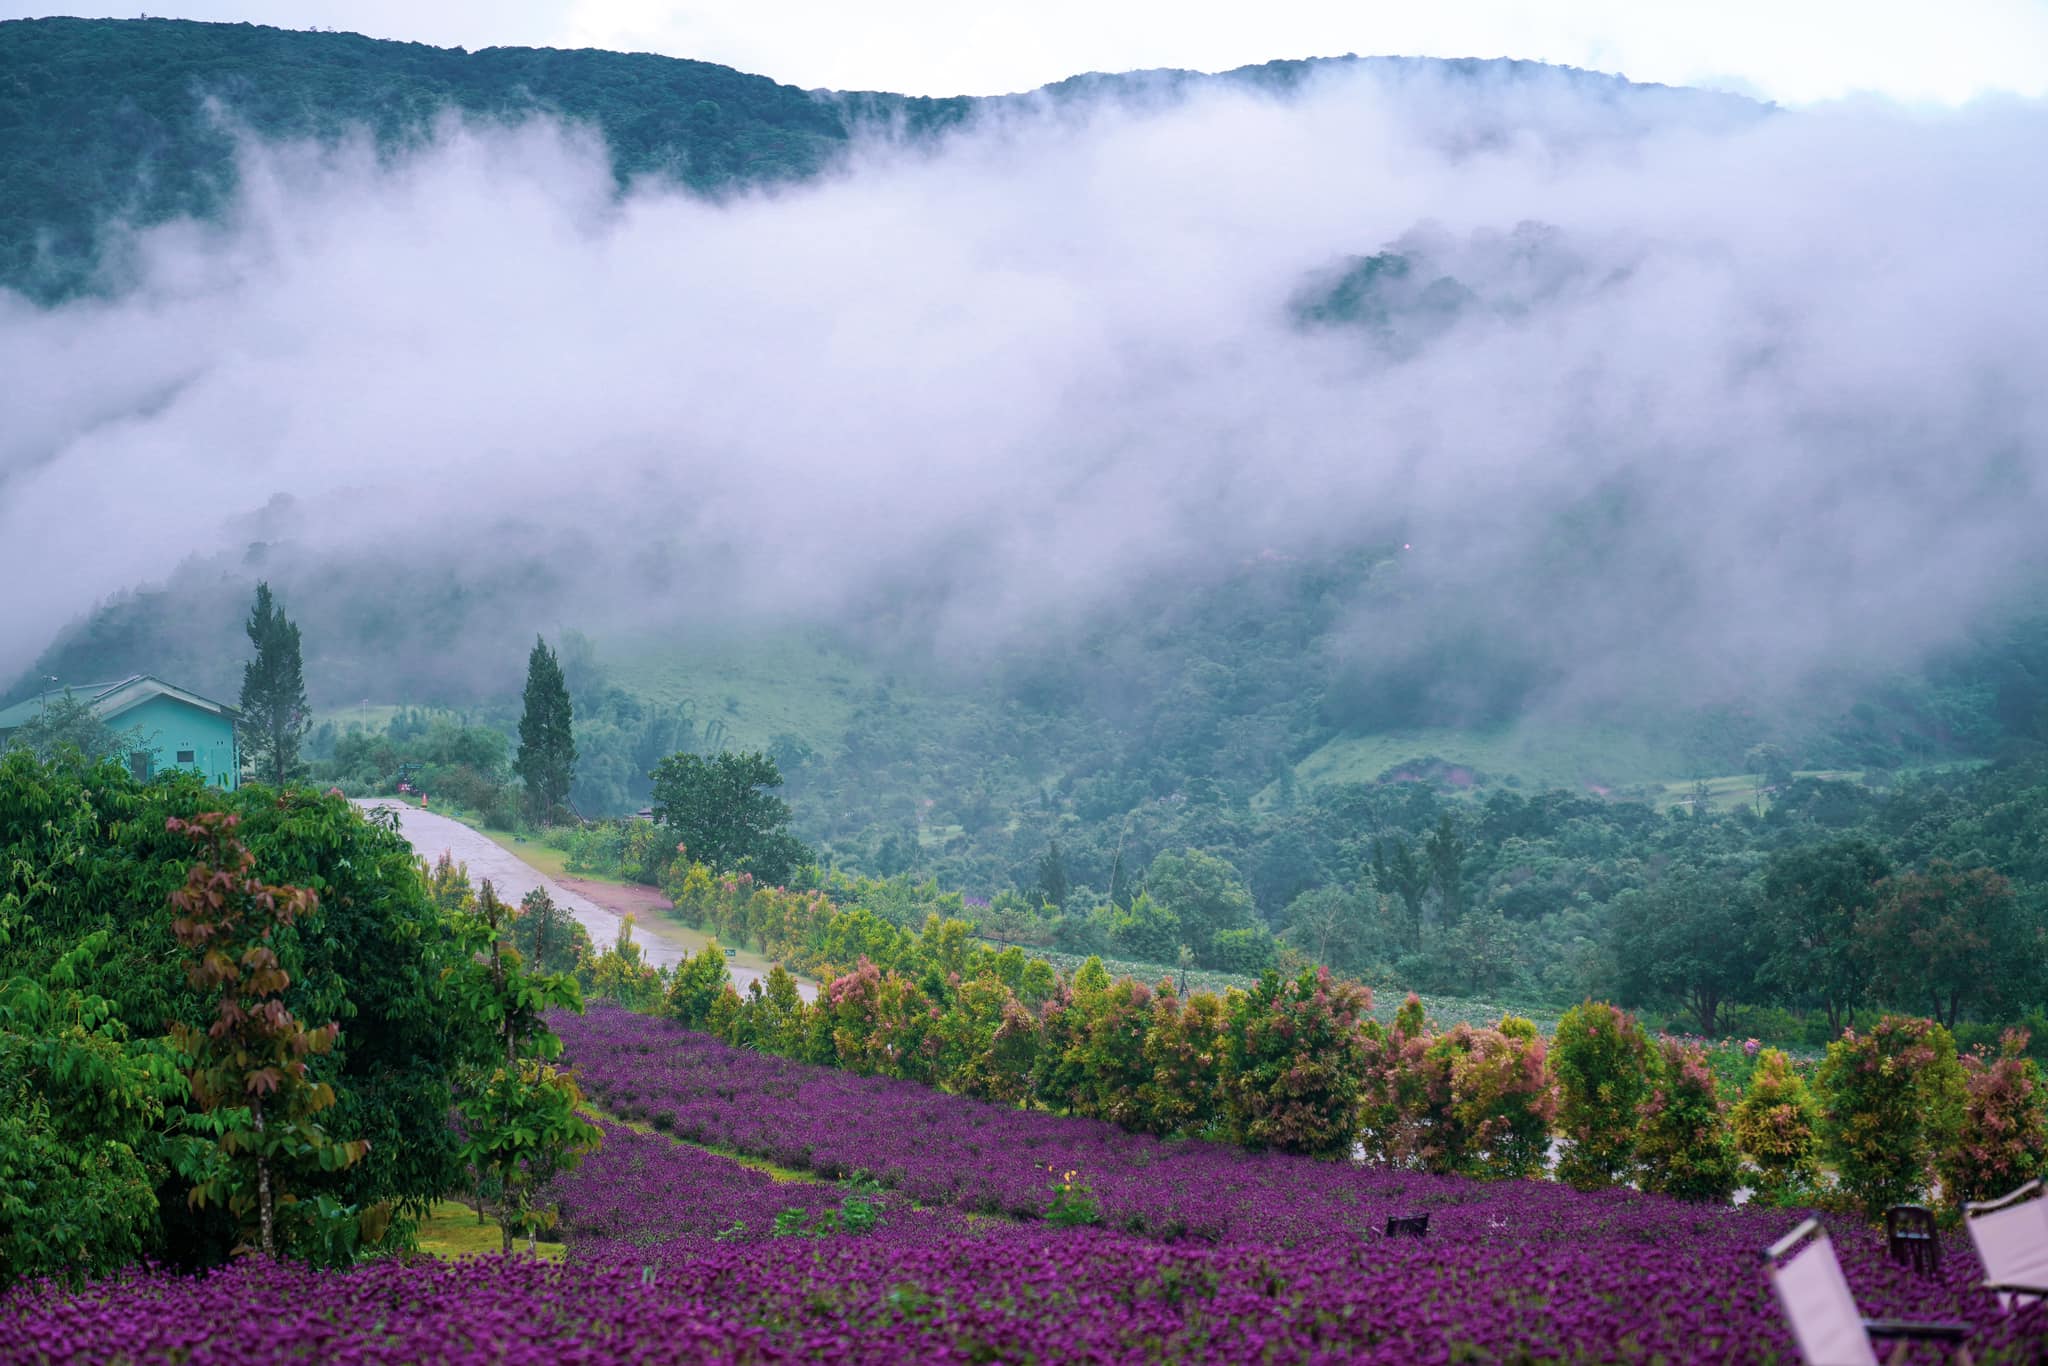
[2,64,2045,712]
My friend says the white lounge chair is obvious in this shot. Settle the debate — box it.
[1764,1218,1974,1365]
[1964,1179,2048,1312]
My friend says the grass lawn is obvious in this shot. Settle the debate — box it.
[1283,722,1693,800]
[601,629,882,759]
[480,828,637,887]
[313,702,411,734]
[1650,769,1866,814]
[414,1199,564,1261]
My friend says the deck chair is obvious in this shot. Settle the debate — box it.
[1764,1219,1974,1365]
[1964,1180,2048,1312]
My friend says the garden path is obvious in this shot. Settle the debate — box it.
[352,799,811,998]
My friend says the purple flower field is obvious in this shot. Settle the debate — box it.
[556,1004,1751,1245]
[8,1002,2046,1363]
[10,1219,2046,1364]
[553,1120,852,1244]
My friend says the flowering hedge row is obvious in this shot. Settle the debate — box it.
[670,901,2048,1213]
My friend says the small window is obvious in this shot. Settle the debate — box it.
[129,751,154,782]
[176,749,196,764]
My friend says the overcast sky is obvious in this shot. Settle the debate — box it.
[3,0,2045,103]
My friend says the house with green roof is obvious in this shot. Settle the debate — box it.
[0,675,241,788]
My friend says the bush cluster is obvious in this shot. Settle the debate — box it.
[632,889,2048,1211]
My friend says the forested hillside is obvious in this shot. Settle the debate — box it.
[0,17,1753,301]
[0,17,847,298]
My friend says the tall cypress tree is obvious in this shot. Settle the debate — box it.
[516,636,576,823]
[238,581,309,788]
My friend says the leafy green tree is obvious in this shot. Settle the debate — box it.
[1611,868,1763,1036]
[730,964,812,1058]
[933,975,1038,1105]
[238,582,309,788]
[0,757,481,1264]
[1071,977,1156,1129]
[1145,849,1258,968]
[424,852,475,919]
[818,958,937,1083]
[512,886,589,977]
[1036,840,1070,910]
[1731,1048,1821,1206]
[1358,995,1435,1168]
[1870,862,2034,1028]
[1637,1038,1740,1203]
[0,934,187,1287]
[1278,885,1377,975]
[1413,1016,1557,1179]
[1137,985,1228,1138]
[515,637,577,824]
[1372,837,1430,953]
[1425,813,1467,922]
[1209,925,1277,973]
[649,750,812,885]
[1745,742,1793,809]
[575,917,664,1011]
[165,812,369,1258]
[2,690,134,765]
[1105,891,1179,963]
[1032,959,1111,1114]
[1552,1001,1652,1191]
[446,880,600,1253]
[1760,840,1889,1030]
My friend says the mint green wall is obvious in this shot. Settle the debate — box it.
[114,695,239,790]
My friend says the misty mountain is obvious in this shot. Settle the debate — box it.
[5,17,2046,848]
[0,17,1758,302]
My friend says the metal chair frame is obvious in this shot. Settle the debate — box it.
[1886,1204,1942,1278]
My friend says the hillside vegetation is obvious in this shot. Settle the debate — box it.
[0,17,1753,301]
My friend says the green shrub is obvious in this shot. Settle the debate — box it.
[1414,1016,1557,1179]
[1937,1028,2048,1209]
[1816,1015,1965,1217]
[1209,927,1277,974]
[1552,1002,1652,1190]
[665,942,731,1028]
[1638,1038,1740,1203]
[1221,967,1373,1157]
[1731,1048,1821,1205]
[1043,1165,1103,1227]
[1358,995,1433,1168]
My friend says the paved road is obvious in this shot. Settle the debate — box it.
[354,799,788,995]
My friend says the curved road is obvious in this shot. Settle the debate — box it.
[353,799,807,998]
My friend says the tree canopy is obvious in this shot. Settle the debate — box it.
[649,749,812,886]
[238,581,309,789]
[515,636,576,824]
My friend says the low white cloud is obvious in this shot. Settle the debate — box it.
[3,65,2044,712]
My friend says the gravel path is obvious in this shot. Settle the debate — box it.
[352,798,789,995]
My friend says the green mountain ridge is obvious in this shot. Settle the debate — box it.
[0,16,1762,302]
